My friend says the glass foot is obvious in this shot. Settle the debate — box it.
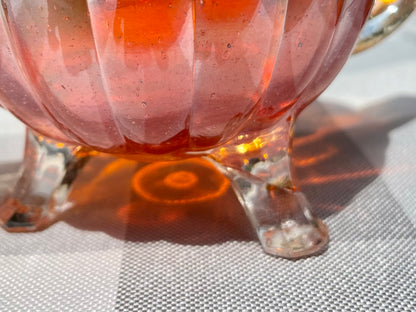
[252,187,328,258]
[214,166,328,258]
[209,113,329,258]
[0,131,90,232]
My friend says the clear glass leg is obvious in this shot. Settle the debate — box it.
[209,114,329,258]
[0,130,90,232]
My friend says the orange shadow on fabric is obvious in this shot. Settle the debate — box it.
[61,156,252,245]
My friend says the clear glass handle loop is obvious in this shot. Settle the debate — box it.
[354,0,415,53]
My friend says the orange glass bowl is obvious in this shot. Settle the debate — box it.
[0,0,412,258]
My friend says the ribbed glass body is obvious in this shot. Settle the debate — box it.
[0,0,372,156]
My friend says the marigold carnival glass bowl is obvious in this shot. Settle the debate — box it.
[0,0,413,258]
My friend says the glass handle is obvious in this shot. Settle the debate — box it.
[354,0,414,53]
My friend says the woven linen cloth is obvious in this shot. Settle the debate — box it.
[0,16,415,312]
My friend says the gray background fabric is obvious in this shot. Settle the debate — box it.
[0,15,415,312]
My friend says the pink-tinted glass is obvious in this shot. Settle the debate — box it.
[0,0,372,156]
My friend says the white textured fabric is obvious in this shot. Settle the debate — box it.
[0,15,415,312]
